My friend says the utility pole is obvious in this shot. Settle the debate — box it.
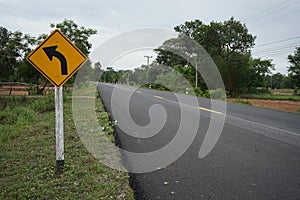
[196,62,198,88]
[128,72,130,85]
[144,55,152,83]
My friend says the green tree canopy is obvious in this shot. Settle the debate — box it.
[50,19,97,55]
[0,27,35,82]
[156,17,273,95]
[287,47,300,88]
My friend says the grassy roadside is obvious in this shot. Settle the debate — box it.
[239,93,300,101]
[0,94,134,199]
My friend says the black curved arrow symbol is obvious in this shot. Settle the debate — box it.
[43,46,68,75]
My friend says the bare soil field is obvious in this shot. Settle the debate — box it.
[230,98,300,113]
[0,85,29,95]
[0,85,54,95]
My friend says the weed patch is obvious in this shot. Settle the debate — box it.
[232,99,252,105]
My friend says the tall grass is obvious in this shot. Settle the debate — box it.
[0,96,39,143]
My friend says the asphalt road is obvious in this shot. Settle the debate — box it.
[97,83,300,200]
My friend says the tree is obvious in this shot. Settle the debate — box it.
[15,34,43,85]
[100,67,120,83]
[130,67,147,85]
[156,17,272,95]
[93,61,103,81]
[0,27,14,81]
[50,19,97,55]
[50,19,97,85]
[155,70,189,93]
[247,58,273,91]
[287,47,300,88]
[0,27,27,81]
[281,74,294,89]
[270,73,284,89]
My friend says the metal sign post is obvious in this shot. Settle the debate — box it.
[55,87,64,172]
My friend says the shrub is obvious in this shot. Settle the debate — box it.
[233,99,252,105]
[30,94,55,113]
[193,87,204,97]
[0,106,38,125]
[293,88,300,96]
[206,88,226,100]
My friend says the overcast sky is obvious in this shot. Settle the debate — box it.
[1,0,300,74]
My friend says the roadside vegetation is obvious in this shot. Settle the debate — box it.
[96,18,299,100]
[0,16,299,199]
[240,93,300,101]
[1,17,299,98]
[0,94,134,199]
[230,99,253,106]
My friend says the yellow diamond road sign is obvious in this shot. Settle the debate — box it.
[26,29,87,88]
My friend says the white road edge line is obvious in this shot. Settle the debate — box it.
[105,84,299,137]
[226,115,300,137]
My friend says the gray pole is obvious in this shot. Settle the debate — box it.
[128,72,130,85]
[55,87,64,173]
[144,55,152,84]
[196,62,198,88]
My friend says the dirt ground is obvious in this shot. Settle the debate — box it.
[230,99,300,113]
[0,85,54,95]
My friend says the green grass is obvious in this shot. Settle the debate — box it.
[0,94,134,199]
[231,99,252,105]
[241,93,300,101]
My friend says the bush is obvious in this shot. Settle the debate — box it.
[233,99,252,105]
[207,88,226,100]
[193,87,204,97]
[28,84,44,95]
[293,88,300,96]
[150,83,171,92]
[0,106,38,125]
[30,94,55,113]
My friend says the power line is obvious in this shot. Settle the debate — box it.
[253,45,299,57]
[252,9,300,29]
[252,35,300,58]
[254,42,300,54]
[245,0,291,22]
[254,44,299,54]
[246,0,300,23]
[254,48,298,57]
[254,49,296,57]
[255,36,300,47]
